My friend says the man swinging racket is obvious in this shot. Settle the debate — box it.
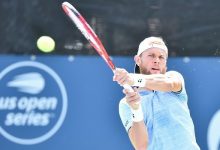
[113,37,200,150]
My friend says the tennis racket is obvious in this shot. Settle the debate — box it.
[62,2,139,109]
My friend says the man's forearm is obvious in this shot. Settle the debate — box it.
[131,73,181,92]
[129,121,148,150]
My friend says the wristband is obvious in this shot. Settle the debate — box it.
[132,74,146,87]
[131,106,144,122]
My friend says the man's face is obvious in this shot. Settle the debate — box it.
[135,48,167,74]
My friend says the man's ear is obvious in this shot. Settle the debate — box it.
[134,55,141,66]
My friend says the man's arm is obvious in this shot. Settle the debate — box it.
[113,68,182,92]
[121,89,148,150]
[129,122,148,150]
[141,71,182,92]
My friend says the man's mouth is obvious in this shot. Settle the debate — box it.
[151,68,159,71]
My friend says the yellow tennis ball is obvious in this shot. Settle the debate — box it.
[37,36,55,53]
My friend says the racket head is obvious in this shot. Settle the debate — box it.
[62,2,135,102]
[62,2,115,70]
[62,2,97,45]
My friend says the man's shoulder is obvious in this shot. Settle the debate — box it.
[166,70,184,80]
[166,70,183,76]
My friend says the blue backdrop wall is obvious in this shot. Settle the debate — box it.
[0,55,219,150]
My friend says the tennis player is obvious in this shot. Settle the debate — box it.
[113,37,200,150]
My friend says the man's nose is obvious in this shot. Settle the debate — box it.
[153,57,160,63]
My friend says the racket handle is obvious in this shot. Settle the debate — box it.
[122,84,140,110]
[122,84,133,92]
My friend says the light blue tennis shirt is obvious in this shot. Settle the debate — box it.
[119,71,200,150]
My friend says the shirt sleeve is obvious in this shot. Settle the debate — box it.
[118,98,133,132]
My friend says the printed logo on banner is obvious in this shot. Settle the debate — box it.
[0,61,68,145]
[207,110,220,150]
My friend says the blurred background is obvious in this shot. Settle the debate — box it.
[0,0,220,150]
[1,0,220,56]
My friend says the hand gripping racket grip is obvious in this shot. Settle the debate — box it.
[122,84,140,110]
